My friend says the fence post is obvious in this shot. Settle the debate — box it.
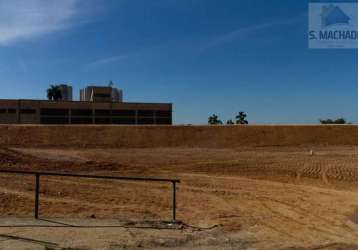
[35,174,40,219]
[172,181,176,222]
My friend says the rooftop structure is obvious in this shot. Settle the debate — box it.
[0,84,171,125]
[57,84,73,101]
[80,86,123,102]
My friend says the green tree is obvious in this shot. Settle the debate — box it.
[226,119,234,125]
[108,80,114,87]
[208,114,223,125]
[235,111,248,124]
[320,118,348,124]
[46,85,62,101]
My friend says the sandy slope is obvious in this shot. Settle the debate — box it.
[0,146,358,249]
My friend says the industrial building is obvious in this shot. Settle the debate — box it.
[0,85,172,125]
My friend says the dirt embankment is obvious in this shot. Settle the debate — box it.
[1,125,358,148]
[1,146,358,249]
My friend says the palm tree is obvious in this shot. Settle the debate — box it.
[47,85,62,101]
[235,111,248,124]
[208,114,223,125]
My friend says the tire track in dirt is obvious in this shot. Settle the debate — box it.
[179,173,358,240]
[2,147,358,248]
[0,185,170,220]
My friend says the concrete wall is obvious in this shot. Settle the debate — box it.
[1,125,358,148]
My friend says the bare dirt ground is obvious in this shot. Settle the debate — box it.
[0,146,358,249]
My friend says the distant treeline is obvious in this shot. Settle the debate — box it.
[208,113,352,125]
[208,112,248,125]
[319,118,351,124]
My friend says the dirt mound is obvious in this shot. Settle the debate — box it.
[2,125,358,148]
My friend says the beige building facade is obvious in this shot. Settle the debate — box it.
[0,99,172,125]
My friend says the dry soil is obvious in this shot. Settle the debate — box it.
[0,146,358,249]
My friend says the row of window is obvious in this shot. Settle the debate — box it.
[0,108,171,117]
[40,117,171,125]
[40,109,171,117]
[0,109,17,114]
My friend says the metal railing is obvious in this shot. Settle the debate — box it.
[0,170,180,221]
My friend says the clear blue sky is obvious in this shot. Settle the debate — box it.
[0,0,357,124]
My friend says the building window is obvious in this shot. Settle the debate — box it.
[156,110,171,117]
[40,109,69,116]
[112,110,135,116]
[71,109,92,116]
[95,117,111,124]
[138,117,154,124]
[0,109,6,114]
[112,117,136,124]
[95,110,111,116]
[7,109,16,114]
[71,117,93,124]
[20,109,36,114]
[138,110,154,117]
[156,118,172,124]
[41,117,69,124]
